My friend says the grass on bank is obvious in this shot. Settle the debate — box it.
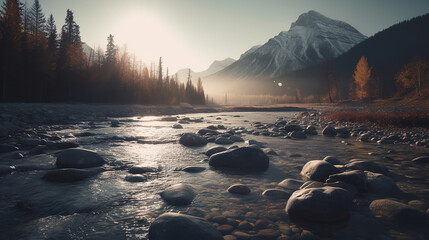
[326,111,429,128]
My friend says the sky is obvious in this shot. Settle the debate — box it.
[19,0,429,73]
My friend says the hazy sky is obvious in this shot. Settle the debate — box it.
[20,0,429,72]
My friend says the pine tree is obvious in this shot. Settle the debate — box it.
[46,14,57,54]
[0,0,23,100]
[352,56,372,100]
[105,34,116,64]
[29,0,46,43]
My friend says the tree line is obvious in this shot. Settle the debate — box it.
[0,0,206,104]
[317,56,429,103]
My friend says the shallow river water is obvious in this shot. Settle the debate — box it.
[0,111,428,240]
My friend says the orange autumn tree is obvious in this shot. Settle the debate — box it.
[396,58,429,97]
[351,56,372,100]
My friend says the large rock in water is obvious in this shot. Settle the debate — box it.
[42,168,104,182]
[160,183,196,206]
[179,133,207,147]
[209,147,269,171]
[326,170,368,192]
[365,171,399,194]
[56,149,105,168]
[345,160,387,174]
[205,146,227,156]
[148,213,223,240]
[369,199,428,225]
[285,187,352,222]
[301,160,340,182]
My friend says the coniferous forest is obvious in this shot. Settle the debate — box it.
[0,0,206,104]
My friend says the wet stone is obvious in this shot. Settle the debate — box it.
[56,149,106,169]
[217,224,234,235]
[326,170,368,192]
[179,133,208,147]
[256,229,280,240]
[369,199,429,225]
[301,160,340,182]
[286,187,352,223]
[227,184,251,195]
[323,156,341,165]
[412,156,429,164]
[209,147,269,171]
[345,160,387,174]
[278,178,304,191]
[206,146,228,156]
[182,166,206,173]
[148,213,223,240]
[42,168,104,182]
[124,175,147,182]
[237,221,253,230]
[262,189,291,199]
[160,183,196,206]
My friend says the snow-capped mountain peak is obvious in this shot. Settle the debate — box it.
[212,10,367,79]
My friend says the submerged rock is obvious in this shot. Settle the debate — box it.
[124,175,147,182]
[42,168,104,182]
[369,199,428,225]
[227,184,251,195]
[56,149,106,169]
[301,160,340,182]
[278,178,304,191]
[215,137,234,145]
[286,187,352,222]
[365,171,399,194]
[262,189,291,199]
[172,123,183,129]
[148,213,223,240]
[182,166,205,173]
[161,183,196,206]
[179,133,207,147]
[0,165,14,175]
[209,147,269,171]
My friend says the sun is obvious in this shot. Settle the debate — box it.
[110,10,189,72]
[278,82,283,87]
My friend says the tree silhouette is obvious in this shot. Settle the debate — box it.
[351,56,372,100]
[46,14,57,54]
[105,34,116,64]
[29,0,46,43]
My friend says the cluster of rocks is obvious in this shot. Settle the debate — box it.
[295,111,429,147]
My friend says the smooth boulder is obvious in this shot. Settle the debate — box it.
[56,149,105,169]
[345,160,387,174]
[301,160,340,182]
[278,178,304,191]
[209,147,269,171]
[42,168,104,182]
[369,199,428,225]
[365,171,399,193]
[326,170,367,192]
[161,183,196,206]
[179,133,207,147]
[322,126,336,136]
[286,187,352,222]
[262,189,291,199]
[205,146,227,157]
[148,213,223,240]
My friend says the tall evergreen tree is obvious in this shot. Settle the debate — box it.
[46,14,57,54]
[0,0,23,100]
[29,0,46,42]
[105,34,116,64]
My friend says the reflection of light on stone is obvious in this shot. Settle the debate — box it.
[278,82,283,87]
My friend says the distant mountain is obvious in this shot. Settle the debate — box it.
[275,12,429,99]
[210,10,366,82]
[176,58,235,83]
